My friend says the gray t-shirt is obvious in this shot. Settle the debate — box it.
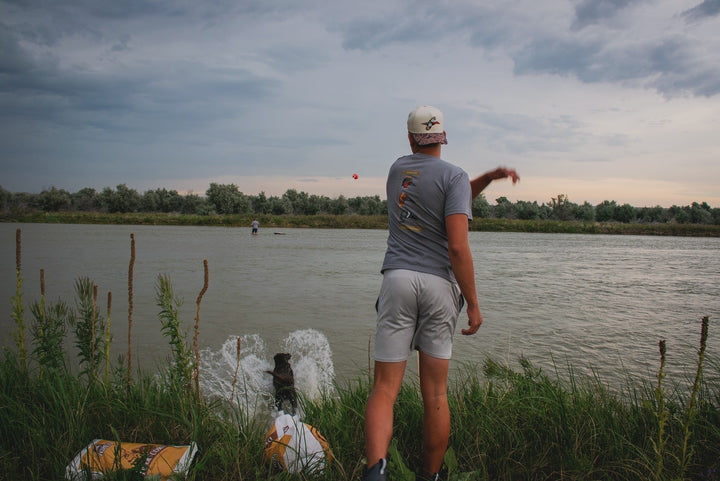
[381,153,473,283]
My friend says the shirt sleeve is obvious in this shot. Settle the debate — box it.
[444,170,473,221]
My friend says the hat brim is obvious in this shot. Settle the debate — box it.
[411,132,447,146]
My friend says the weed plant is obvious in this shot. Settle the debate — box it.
[2,230,718,480]
[1,324,719,480]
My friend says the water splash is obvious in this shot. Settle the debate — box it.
[199,329,335,416]
[281,329,336,400]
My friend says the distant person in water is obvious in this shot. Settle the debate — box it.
[251,219,259,235]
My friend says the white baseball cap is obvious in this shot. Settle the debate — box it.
[407,105,448,145]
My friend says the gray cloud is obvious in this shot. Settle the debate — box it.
[1,0,718,205]
[571,0,642,30]
[682,0,720,22]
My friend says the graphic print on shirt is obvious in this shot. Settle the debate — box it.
[398,170,422,232]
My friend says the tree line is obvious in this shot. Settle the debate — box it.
[1,184,718,225]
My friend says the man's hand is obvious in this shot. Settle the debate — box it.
[461,304,483,335]
[471,166,520,198]
[491,167,520,184]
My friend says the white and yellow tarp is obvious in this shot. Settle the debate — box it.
[263,412,332,474]
[65,439,197,480]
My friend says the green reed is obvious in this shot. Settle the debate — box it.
[156,274,193,392]
[70,277,106,383]
[677,315,710,479]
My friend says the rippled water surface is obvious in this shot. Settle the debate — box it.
[1,223,718,390]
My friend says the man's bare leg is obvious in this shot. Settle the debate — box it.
[419,351,450,476]
[364,360,406,467]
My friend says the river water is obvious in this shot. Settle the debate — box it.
[1,223,718,401]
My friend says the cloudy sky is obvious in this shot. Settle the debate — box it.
[1,0,719,207]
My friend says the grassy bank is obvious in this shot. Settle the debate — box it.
[1,322,718,481]
[2,241,719,479]
[2,211,720,236]
[2,226,719,480]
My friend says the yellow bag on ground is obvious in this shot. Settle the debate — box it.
[65,439,197,480]
[263,412,333,474]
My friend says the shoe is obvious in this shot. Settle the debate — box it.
[416,471,440,481]
[362,458,387,481]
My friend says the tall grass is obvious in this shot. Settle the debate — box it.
[1,230,718,480]
[1,325,718,480]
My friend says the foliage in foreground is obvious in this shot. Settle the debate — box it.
[1,317,719,480]
[2,228,718,480]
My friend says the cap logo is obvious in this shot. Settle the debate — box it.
[423,116,440,131]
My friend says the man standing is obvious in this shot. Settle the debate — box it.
[363,106,519,481]
[251,219,259,235]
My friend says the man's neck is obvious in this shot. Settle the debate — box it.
[412,144,442,158]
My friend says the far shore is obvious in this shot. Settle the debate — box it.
[2,211,720,237]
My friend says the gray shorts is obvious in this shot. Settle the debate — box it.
[374,269,464,362]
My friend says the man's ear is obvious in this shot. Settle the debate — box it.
[408,132,417,152]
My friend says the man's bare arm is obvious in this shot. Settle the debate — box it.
[470,167,520,199]
[446,213,483,335]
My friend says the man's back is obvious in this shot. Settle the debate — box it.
[382,152,472,284]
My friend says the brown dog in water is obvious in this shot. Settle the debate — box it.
[266,352,298,414]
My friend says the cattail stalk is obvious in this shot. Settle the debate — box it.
[193,259,209,396]
[230,337,242,402]
[653,339,668,481]
[127,233,135,394]
[12,228,27,369]
[91,284,98,382]
[105,292,112,385]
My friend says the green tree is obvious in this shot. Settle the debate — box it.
[181,193,207,214]
[8,192,40,211]
[70,188,98,211]
[0,185,12,210]
[493,196,515,219]
[270,196,293,215]
[206,183,242,215]
[637,206,666,223]
[689,202,712,224]
[140,189,160,212]
[38,187,71,211]
[98,184,140,213]
[515,200,541,220]
[282,189,310,215]
[614,203,636,223]
[471,194,491,218]
[251,191,271,214]
[549,194,577,221]
[576,201,595,222]
[595,200,617,222]
[331,195,349,215]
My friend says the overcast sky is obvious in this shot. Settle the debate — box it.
[1,0,719,207]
